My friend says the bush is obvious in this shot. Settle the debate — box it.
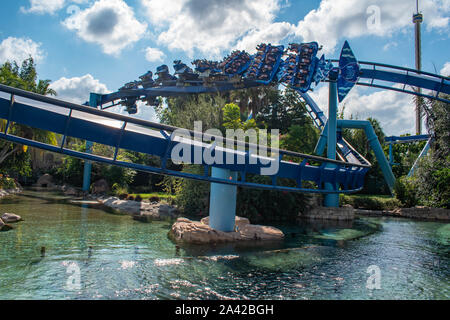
[135,195,143,202]
[237,176,310,223]
[112,183,129,197]
[414,156,450,209]
[174,165,210,216]
[394,176,418,208]
[341,194,401,210]
[149,196,160,203]
[0,175,17,190]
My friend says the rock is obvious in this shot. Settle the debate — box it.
[100,197,179,221]
[299,205,355,221]
[64,187,79,196]
[0,218,13,232]
[239,224,285,241]
[385,207,450,221]
[158,204,180,219]
[36,174,54,188]
[169,216,284,244]
[201,216,250,229]
[91,179,109,194]
[1,213,22,223]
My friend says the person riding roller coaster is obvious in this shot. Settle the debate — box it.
[155,65,177,85]
[139,71,154,89]
[173,60,199,82]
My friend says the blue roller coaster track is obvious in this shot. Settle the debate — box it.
[0,41,448,197]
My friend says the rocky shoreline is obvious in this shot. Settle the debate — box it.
[355,206,450,221]
[0,188,22,199]
[95,196,180,221]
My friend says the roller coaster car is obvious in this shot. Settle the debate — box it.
[142,96,158,107]
[222,50,251,76]
[126,104,138,114]
[280,42,320,91]
[173,60,199,82]
[244,44,284,84]
[155,65,177,85]
[192,59,222,77]
[139,71,155,89]
[119,81,140,91]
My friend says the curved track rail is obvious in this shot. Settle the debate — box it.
[0,84,369,194]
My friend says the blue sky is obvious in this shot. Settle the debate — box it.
[0,0,449,135]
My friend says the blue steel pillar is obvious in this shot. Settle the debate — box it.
[324,70,339,207]
[82,93,100,192]
[209,167,238,232]
[388,143,394,167]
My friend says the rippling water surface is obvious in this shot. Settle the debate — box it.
[0,191,448,300]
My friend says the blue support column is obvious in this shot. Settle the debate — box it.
[337,119,396,193]
[314,121,328,156]
[388,143,394,167]
[324,70,339,207]
[82,141,93,191]
[408,138,431,177]
[209,167,238,232]
[82,93,100,192]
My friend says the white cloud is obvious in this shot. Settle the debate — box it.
[21,0,66,14]
[63,0,147,55]
[235,22,294,53]
[20,0,88,15]
[145,47,165,62]
[383,41,398,51]
[309,85,417,136]
[141,0,284,57]
[0,37,45,64]
[293,0,450,54]
[440,62,450,76]
[50,74,110,104]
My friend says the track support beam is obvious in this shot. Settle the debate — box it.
[324,70,340,207]
[209,167,238,232]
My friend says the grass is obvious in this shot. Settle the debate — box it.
[128,192,176,201]
[340,194,401,211]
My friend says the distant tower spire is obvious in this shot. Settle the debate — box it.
[413,0,423,135]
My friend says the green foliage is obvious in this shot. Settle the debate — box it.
[112,183,129,196]
[55,143,85,186]
[222,103,242,130]
[156,93,225,131]
[222,103,258,132]
[173,165,210,216]
[390,96,450,209]
[280,124,319,155]
[55,142,137,188]
[256,88,315,135]
[237,175,310,223]
[0,144,32,178]
[0,175,17,190]
[0,58,57,174]
[412,96,450,208]
[341,117,390,195]
[414,155,450,208]
[340,194,401,210]
[386,137,426,177]
[393,176,418,208]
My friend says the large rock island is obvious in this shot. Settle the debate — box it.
[169,216,284,244]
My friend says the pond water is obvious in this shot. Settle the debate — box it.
[0,191,448,300]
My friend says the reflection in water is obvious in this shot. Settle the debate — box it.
[0,190,448,300]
